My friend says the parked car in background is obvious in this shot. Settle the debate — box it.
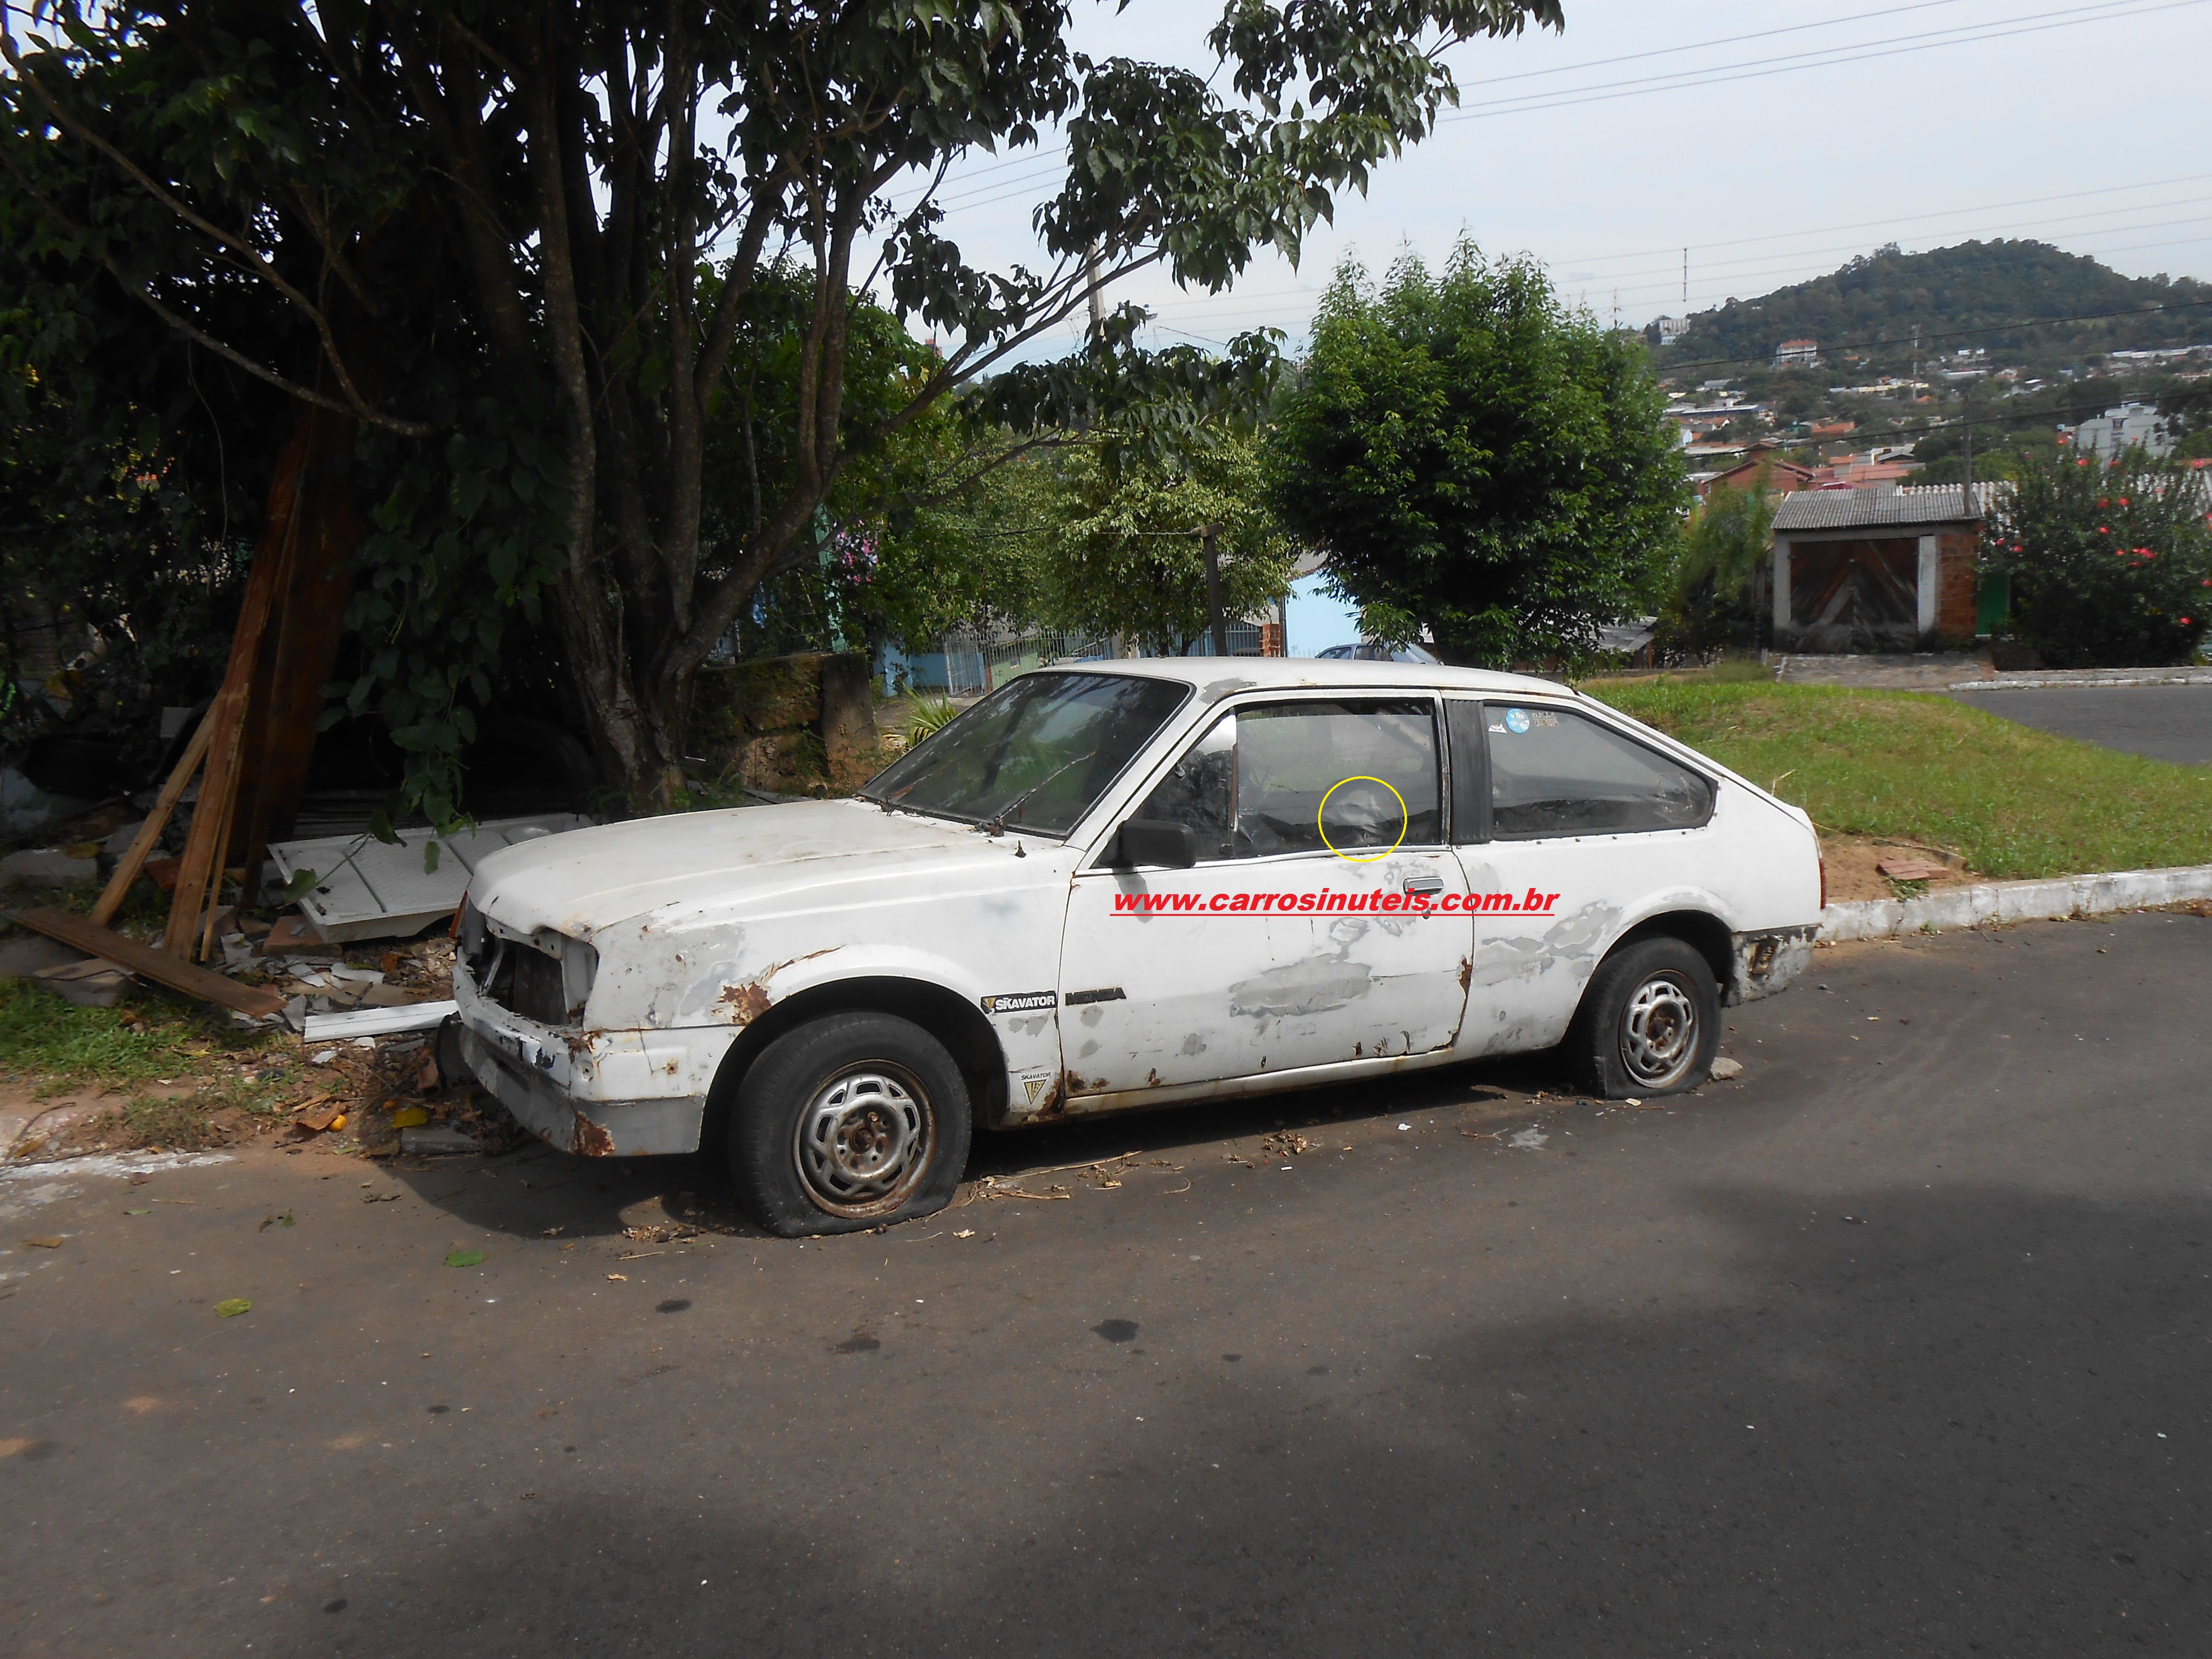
[1316,640,1442,663]
[449,660,1823,1235]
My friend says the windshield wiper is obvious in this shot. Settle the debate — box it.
[978,750,1096,836]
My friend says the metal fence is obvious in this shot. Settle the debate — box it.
[937,628,1113,697]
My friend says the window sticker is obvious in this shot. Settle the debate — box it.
[1503,708,1531,734]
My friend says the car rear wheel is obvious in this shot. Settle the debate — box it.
[727,1012,972,1236]
[1568,937,1720,1098]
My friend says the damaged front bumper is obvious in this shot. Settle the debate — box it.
[451,959,734,1158]
[1726,924,1818,1005]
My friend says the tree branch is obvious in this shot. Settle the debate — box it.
[0,20,401,431]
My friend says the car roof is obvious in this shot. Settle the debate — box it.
[1014,656,1573,703]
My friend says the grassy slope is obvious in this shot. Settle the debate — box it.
[1587,682,2212,879]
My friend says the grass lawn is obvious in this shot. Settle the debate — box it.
[1587,681,2212,880]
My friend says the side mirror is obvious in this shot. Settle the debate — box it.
[1113,819,1199,869]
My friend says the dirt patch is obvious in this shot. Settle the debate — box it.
[1820,834,1980,904]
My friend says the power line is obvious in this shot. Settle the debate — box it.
[919,0,2204,222]
[1443,0,2207,121]
[1133,199,2212,326]
[1454,0,1985,88]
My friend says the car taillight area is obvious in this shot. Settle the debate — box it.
[460,900,595,1026]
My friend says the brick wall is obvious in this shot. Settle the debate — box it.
[1936,528,1980,644]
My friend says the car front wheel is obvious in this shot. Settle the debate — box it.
[1568,937,1720,1098]
[727,1011,973,1236]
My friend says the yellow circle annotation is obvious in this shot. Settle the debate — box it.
[1317,776,1408,864]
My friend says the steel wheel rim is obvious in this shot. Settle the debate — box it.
[1618,972,1699,1088]
[792,1062,934,1218]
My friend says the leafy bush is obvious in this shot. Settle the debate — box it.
[1989,450,2212,667]
[1655,485,1773,660]
[907,698,961,745]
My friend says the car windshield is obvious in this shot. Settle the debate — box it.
[862,673,1190,836]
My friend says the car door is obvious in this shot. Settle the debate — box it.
[1446,695,1720,1057]
[1058,694,1473,1099]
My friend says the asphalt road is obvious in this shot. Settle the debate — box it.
[1951,684,2212,764]
[4,909,2210,1657]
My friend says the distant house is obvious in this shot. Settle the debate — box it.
[1653,315,1691,344]
[1813,451,1920,489]
[1773,338,1819,369]
[1807,420,1856,438]
[1769,483,2002,653]
[2074,402,2174,460]
[1696,444,1820,499]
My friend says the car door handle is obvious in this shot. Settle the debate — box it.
[1403,876,1444,895]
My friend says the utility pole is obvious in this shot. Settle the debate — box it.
[1682,248,1688,306]
[1960,381,1975,520]
[1085,241,1106,337]
[1202,524,1229,660]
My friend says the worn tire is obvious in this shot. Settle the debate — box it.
[1567,937,1720,1099]
[727,1012,972,1237]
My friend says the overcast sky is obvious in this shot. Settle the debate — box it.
[898,0,2212,361]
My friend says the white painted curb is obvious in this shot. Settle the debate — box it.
[1819,863,2212,943]
[1948,668,2212,691]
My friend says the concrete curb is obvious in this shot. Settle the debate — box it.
[1948,668,2212,691]
[1819,863,2212,943]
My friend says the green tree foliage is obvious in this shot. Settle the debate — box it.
[1989,450,2212,668]
[1271,242,1687,664]
[1655,484,1772,660]
[1660,240,2212,376]
[1026,430,1295,654]
[2,0,1563,813]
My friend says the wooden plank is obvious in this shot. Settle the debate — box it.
[11,906,287,1018]
[88,707,214,928]
[235,405,361,882]
[163,514,292,958]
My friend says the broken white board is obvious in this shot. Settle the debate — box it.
[266,815,591,942]
[300,999,457,1041]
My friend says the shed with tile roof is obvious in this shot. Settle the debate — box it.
[1769,483,2003,652]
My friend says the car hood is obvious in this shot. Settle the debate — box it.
[467,798,1030,940]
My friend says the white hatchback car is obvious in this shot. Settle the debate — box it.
[450,659,1822,1234]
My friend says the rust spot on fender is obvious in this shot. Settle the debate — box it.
[719,947,840,1026]
[1458,955,1473,993]
[719,981,772,1024]
[572,1112,615,1158]
[1146,1068,1161,1088]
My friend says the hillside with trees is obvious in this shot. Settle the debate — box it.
[1654,240,2212,375]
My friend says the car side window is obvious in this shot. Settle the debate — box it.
[1484,702,1714,838]
[1127,712,1238,859]
[1129,699,1441,860]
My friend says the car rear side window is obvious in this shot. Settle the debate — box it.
[1484,702,1713,838]
[1131,699,1441,859]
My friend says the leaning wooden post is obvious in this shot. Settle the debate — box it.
[88,707,215,929]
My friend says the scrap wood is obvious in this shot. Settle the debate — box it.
[89,706,214,928]
[8,906,285,1017]
[1877,857,1949,882]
